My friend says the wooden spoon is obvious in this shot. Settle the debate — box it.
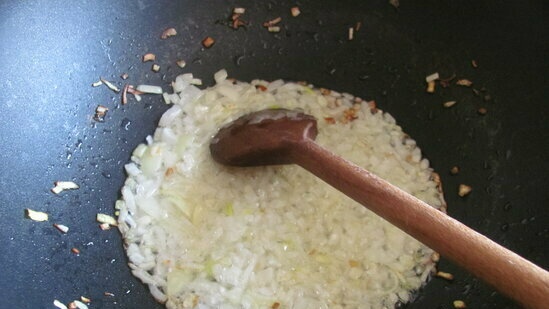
[210,108,549,309]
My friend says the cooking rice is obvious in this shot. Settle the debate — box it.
[117,70,446,309]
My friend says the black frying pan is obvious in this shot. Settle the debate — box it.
[1,1,547,308]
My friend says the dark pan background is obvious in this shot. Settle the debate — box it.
[0,1,547,308]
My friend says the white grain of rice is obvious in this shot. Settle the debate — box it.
[117,70,446,309]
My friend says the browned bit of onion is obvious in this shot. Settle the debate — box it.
[436,271,454,281]
[471,60,478,68]
[151,63,161,72]
[271,302,281,309]
[94,105,108,122]
[458,184,472,197]
[453,300,467,309]
[263,16,282,27]
[450,166,460,175]
[160,27,177,39]
[232,18,248,29]
[255,85,267,92]
[291,6,301,17]
[142,53,156,62]
[99,223,111,230]
[355,21,362,31]
[104,292,115,297]
[324,117,336,124]
[120,73,129,80]
[122,84,129,105]
[127,85,145,96]
[71,247,81,255]
[426,80,436,93]
[443,101,457,108]
[456,79,473,87]
[202,36,215,48]
[477,107,488,115]
[53,223,69,233]
[431,252,440,262]
[389,0,400,9]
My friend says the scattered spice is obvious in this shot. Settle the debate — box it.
[94,105,108,122]
[151,63,161,72]
[443,101,457,108]
[142,53,156,62]
[51,181,80,194]
[348,259,360,267]
[176,60,186,68]
[291,6,301,17]
[271,302,281,309]
[100,77,120,93]
[343,108,358,122]
[165,167,175,177]
[97,213,118,226]
[71,247,81,255]
[160,27,177,39]
[120,73,129,80]
[255,85,267,92]
[324,117,336,124]
[202,36,215,48]
[436,271,454,281]
[477,107,487,115]
[453,300,467,308]
[348,27,354,40]
[456,79,473,87]
[54,223,69,234]
[458,184,472,197]
[25,208,49,222]
[450,166,460,175]
[54,300,68,309]
[263,17,282,27]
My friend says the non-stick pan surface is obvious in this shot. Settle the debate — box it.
[1,1,547,308]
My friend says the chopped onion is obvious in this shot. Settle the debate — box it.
[26,208,48,222]
[453,300,467,309]
[136,85,163,94]
[233,7,245,14]
[291,6,301,17]
[51,181,79,194]
[97,213,118,226]
[161,27,177,39]
[202,37,215,48]
[100,77,120,93]
[91,80,103,87]
[53,300,68,309]
[80,296,91,303]
[143,53,156,62]
[69,300,89,309]
[214,69,228,84]
[54,223,69,233]
[176,60,186,68]
[152,64,161,72]
[443,101,457,108]
[425,72,439,83]
[348,27,354,40]
[268,26,281,33]
[458,184,472,197]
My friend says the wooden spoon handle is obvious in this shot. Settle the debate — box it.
[290,139,549,309]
